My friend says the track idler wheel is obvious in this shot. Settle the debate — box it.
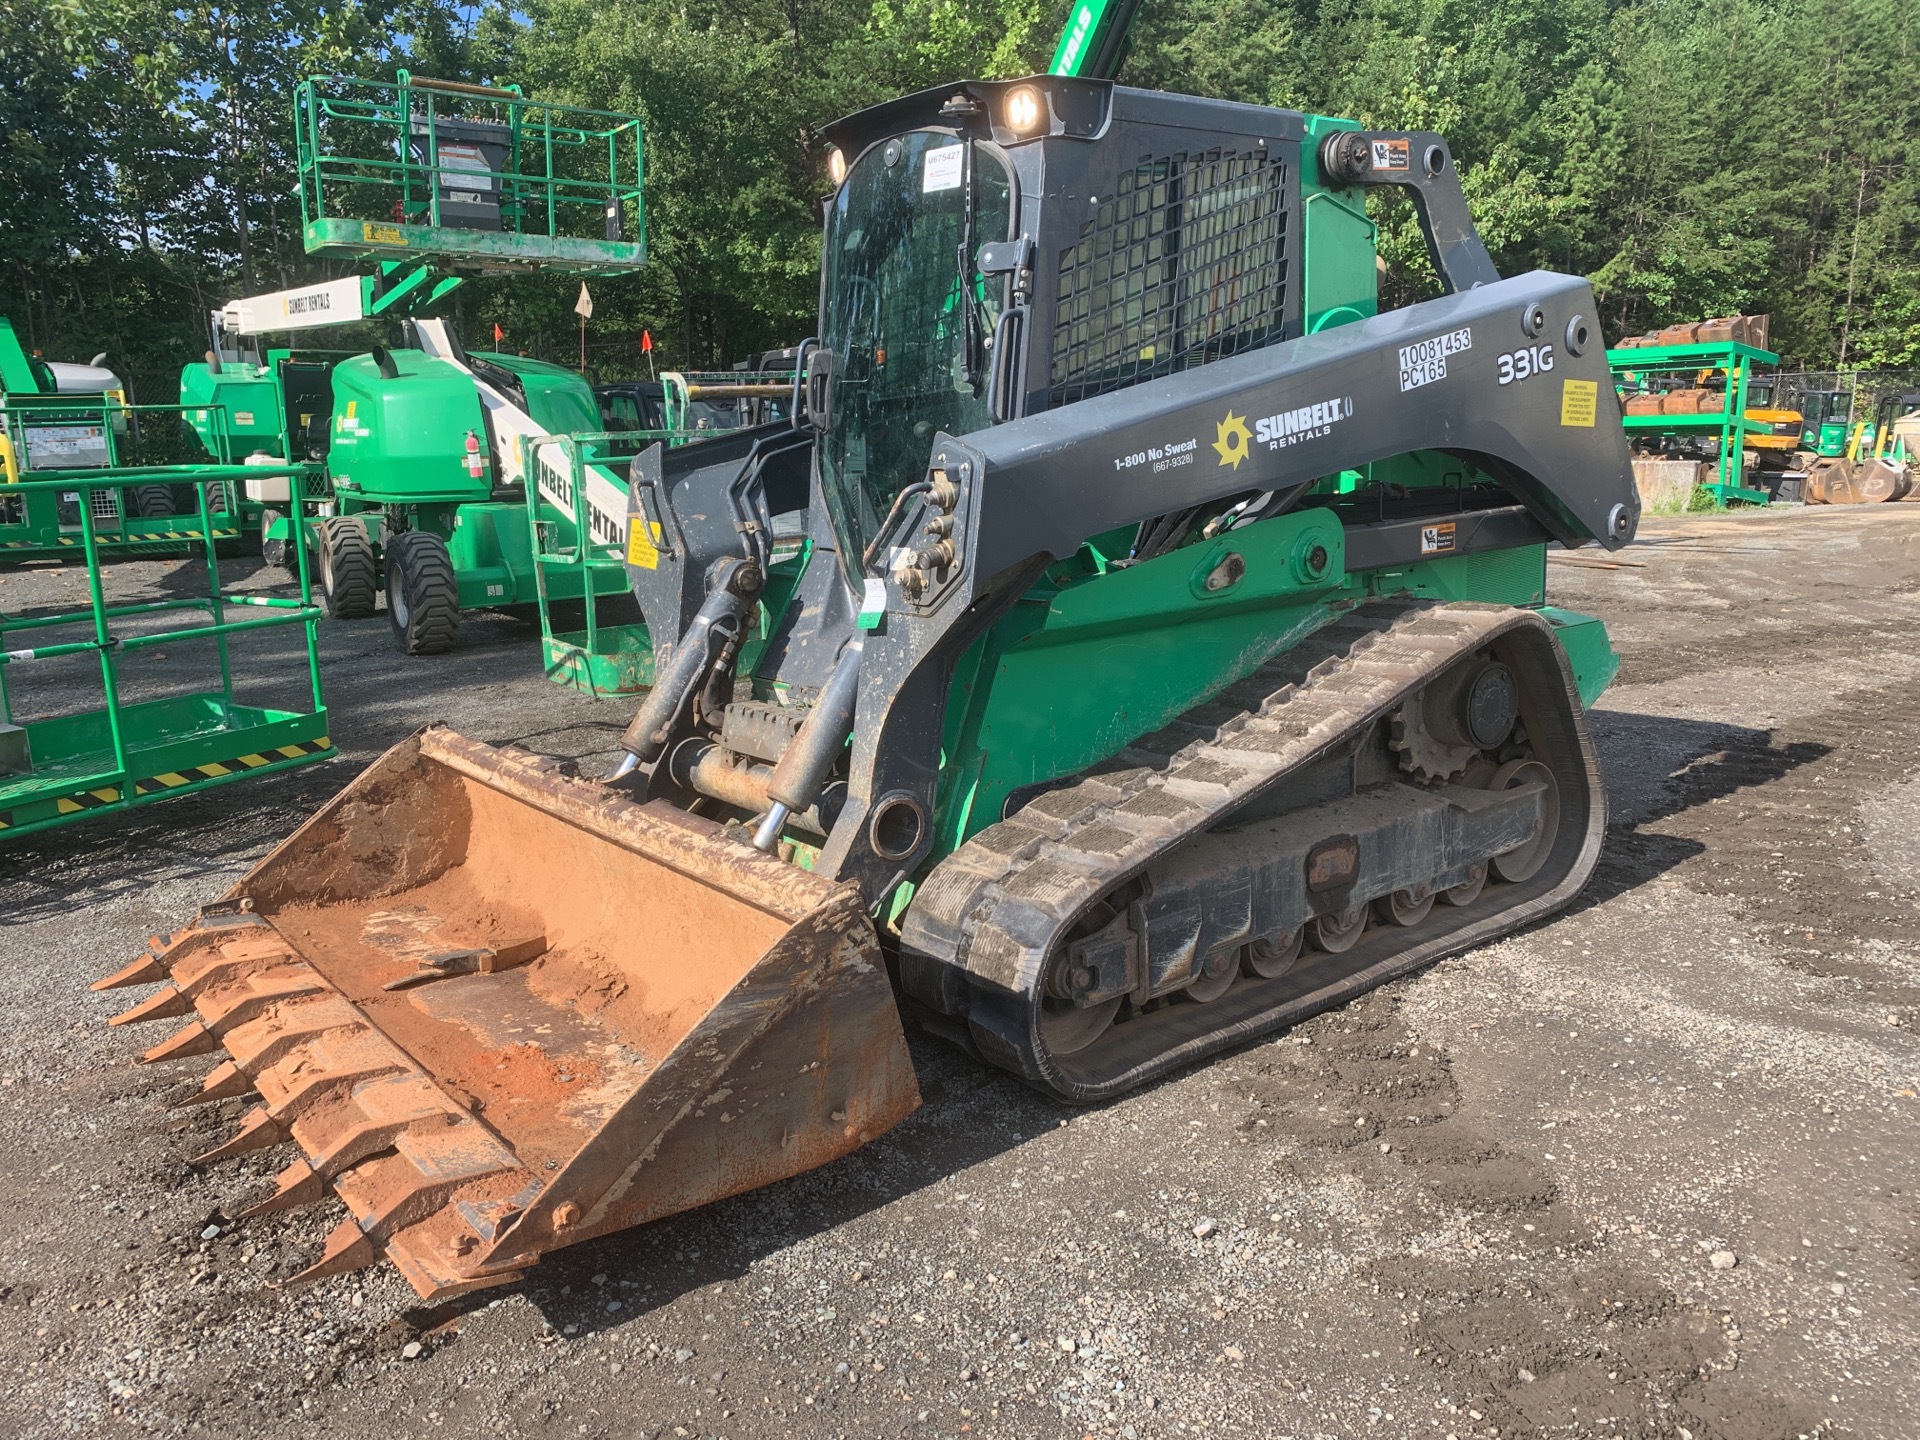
[1489,759,1561,883]
[1039,995,1121,1054]
[1310,906,1366,953]
[1185,948,1237,1002]
[1241,928,1303,980]
[1441,862,1489,906]
[1375,886,1436,927]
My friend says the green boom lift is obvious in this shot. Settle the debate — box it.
[184,73,800,696]
[102,27,1640,1301]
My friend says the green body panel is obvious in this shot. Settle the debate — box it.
[429,500,625,608]
[0,317,49,393]
[927,499,1587,855]
[180,364,286,459]
[1299,116,1379,335]
[1539,606,1619,707]
[329,351,493,504]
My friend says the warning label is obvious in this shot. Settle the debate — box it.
[1370,138,1411,172]
[625,518,662,570]
[1560,379,1599,427]
[1420,521,1457,555]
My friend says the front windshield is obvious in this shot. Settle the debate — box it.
[818,131,1012,574]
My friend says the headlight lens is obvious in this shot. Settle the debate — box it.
[1004,85,1043,135]
[827,147,847,186]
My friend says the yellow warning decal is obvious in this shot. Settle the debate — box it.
[626,517,663,570]
[362,222,407,246]
[1560,379,1599,427]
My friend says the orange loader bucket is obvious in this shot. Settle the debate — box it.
[94,728,920,1301]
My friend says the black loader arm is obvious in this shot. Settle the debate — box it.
[935,269,1634,592]
[1318,131,1501,294]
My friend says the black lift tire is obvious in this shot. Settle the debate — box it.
[259,508,287,569]
[202,479,245,556]
[385,529,460,656]
[317,515,378,619]
[129,485,175,519]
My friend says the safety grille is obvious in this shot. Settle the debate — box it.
[89,488,121,524]
[1049,150,1290,407]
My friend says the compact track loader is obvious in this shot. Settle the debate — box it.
[98,77,1637,1300]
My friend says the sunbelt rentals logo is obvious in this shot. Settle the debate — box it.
[1254,395,1353,451]
[1212,412,1253,469]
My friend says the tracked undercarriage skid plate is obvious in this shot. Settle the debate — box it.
[900,600,1606,1102]
[95,728,919,1301]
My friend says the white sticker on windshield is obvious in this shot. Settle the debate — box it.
[922,145,964,194]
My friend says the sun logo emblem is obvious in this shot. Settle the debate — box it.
[1212,411,1252,469]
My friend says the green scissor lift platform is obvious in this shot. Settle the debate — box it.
[0,457,333,839]
[295,70,644,273]
[520,361,800,696]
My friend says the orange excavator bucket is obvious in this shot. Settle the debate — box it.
[94,728,919,1301]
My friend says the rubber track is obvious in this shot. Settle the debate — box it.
[900,598,1606,1102]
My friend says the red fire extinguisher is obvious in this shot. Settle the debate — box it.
[464,429,486,480]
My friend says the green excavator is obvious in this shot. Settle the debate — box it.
[96,29,1637,1300]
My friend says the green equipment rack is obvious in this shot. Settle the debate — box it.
[521,430,656,698]
[523,366,799,698]
[294,70,645,273]
[1607,340,1778,504]
[0,461,333,839]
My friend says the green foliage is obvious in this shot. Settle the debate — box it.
[4,0,1916,394]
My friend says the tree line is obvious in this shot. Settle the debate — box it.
[4,0,1914,402]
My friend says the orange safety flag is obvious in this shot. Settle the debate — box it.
[640,329,653,353]
[492,323,504,344]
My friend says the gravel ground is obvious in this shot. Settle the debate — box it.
[1,505,1916,1440]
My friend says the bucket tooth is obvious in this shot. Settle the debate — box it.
[331,1120,525,1240]
[189,969,330,1036]
[237,1158,325,1218]
[189,1105,287,1166]
[254,1031,411,1125]
[172,939,310,1007]
[92,949,169,993]
[304,1074,457,1180]
[140,1021,218,1064]
[108,984,192,1028]
[220,995,363,1074]
[170,1058,254,1110]
[284,1218,378,1290]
